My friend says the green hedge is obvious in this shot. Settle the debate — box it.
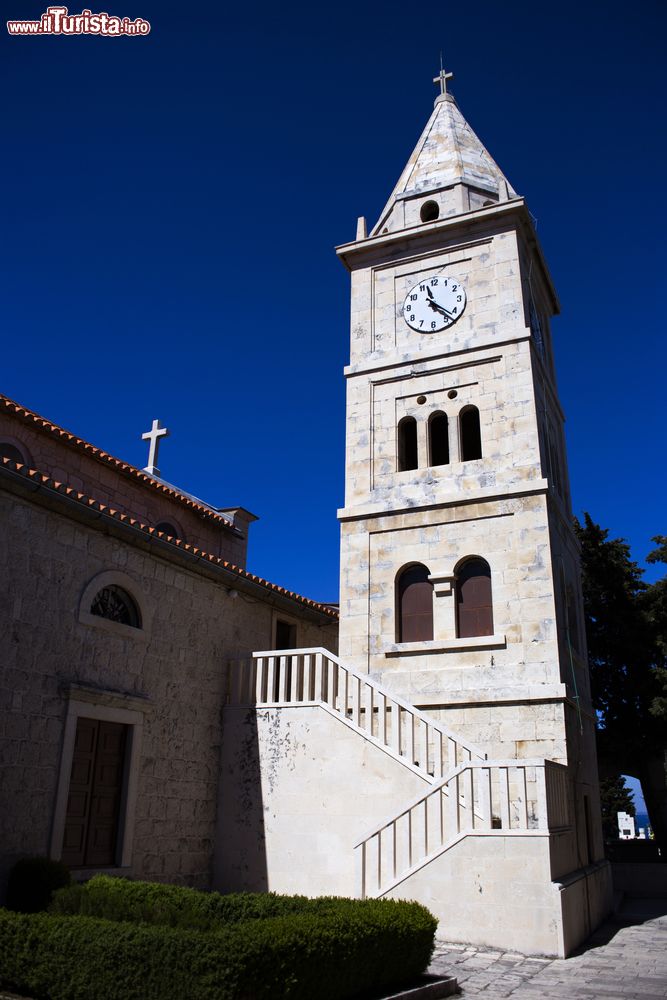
[1,882,437,1000]
[51,875,391,932]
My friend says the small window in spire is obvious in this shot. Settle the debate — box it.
[420,200,439,223]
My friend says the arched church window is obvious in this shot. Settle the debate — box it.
[398,417,418,472]
[420,200,439,223]
[428,412,449,467]
[460,406,482,461]
[90,586,141,629]
[397,564,433,642]
[456,558,493,638]
[155,521,180,539]
[0,442,27,464]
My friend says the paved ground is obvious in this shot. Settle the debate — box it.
[429,901,667,999]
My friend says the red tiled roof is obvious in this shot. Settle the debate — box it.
[0,394,235,530]
[1,456,338,620]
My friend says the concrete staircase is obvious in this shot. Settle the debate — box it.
[226,647,569,902]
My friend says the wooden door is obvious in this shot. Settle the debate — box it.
[61,718,127,868]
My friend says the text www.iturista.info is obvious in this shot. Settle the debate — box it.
[7,6,151,35]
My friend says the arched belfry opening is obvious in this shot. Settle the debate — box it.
[397,416,418,471]
[460,406,482,461]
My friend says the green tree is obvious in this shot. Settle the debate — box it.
[598,775,635,841]
[575,515,667,853]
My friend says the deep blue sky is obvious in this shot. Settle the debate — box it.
[2,0,665,603]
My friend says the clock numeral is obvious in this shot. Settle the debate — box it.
[419,284,426,292]
[410,314,416,322]
[452,284,458,291]
[457,295,462,302]
[419,320,424,327]
[452,307,457,314]
[431,320,437,329]
[410,294,418,301]
[430,277,439,286]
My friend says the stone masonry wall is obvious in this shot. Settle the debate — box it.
[0,485,337,898]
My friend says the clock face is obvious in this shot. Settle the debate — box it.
[402,274,466,333]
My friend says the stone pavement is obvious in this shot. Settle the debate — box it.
[428,907,667,999]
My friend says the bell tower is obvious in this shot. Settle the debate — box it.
[335,69,599,821]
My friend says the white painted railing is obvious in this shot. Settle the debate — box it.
[355,759,570,898]
[227,647,486,778]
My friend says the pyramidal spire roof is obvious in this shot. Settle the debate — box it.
[372,91,518,236]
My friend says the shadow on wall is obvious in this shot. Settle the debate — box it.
[213,707,268,893]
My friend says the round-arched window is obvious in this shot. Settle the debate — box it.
[420,200,439,223]
[90,586,141,629]
[397,564,433,642]
[456,558,493,638]
[0,442,27,464]
[155,521,180,539]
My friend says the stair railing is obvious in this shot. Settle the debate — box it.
[227,647,486,778]
[355,758,570,898]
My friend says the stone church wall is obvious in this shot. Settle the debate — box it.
[0,478,337,900]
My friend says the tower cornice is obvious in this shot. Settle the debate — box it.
[336,198,560,315]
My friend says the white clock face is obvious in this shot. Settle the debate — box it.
[402,274,466,333]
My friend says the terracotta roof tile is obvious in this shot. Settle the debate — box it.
[0,394,235,530]
[1,456,338,620]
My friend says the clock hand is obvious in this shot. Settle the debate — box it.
[426,298,454,320]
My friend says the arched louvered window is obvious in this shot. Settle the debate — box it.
[397,564,433,642]
[155,521,181,539]
[0,442,27,464]
[398,416,418,472]
[460,406,482,461]
[428,412,449,467]
[90,586,141,629]
[456,558,493,638]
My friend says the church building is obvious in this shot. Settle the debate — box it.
[1,71,611,958]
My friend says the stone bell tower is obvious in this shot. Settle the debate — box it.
[336,70,604,861]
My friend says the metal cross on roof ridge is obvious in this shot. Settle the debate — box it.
[142,417,169,477]
[433,58,453,96]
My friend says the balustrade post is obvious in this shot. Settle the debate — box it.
[266,656,276,703]
[313,652,323,701]
[303,653,312,700]
[448,772,460,838]
[499,767,510,829]
[406,712,415,765]
[519,767,529,829]
[278,655,289,701]
[326,657,335,707]
[391,704,401,756]
[355,843,366,900]
[379,693,387,745]
[352,675,361,728]
[434,731,443,778]
[536,765,548,830]
[480,766,492,829]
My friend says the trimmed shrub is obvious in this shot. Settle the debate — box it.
[0,899,437,1000]
[51,875,378,931]
[6,857,71,914]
